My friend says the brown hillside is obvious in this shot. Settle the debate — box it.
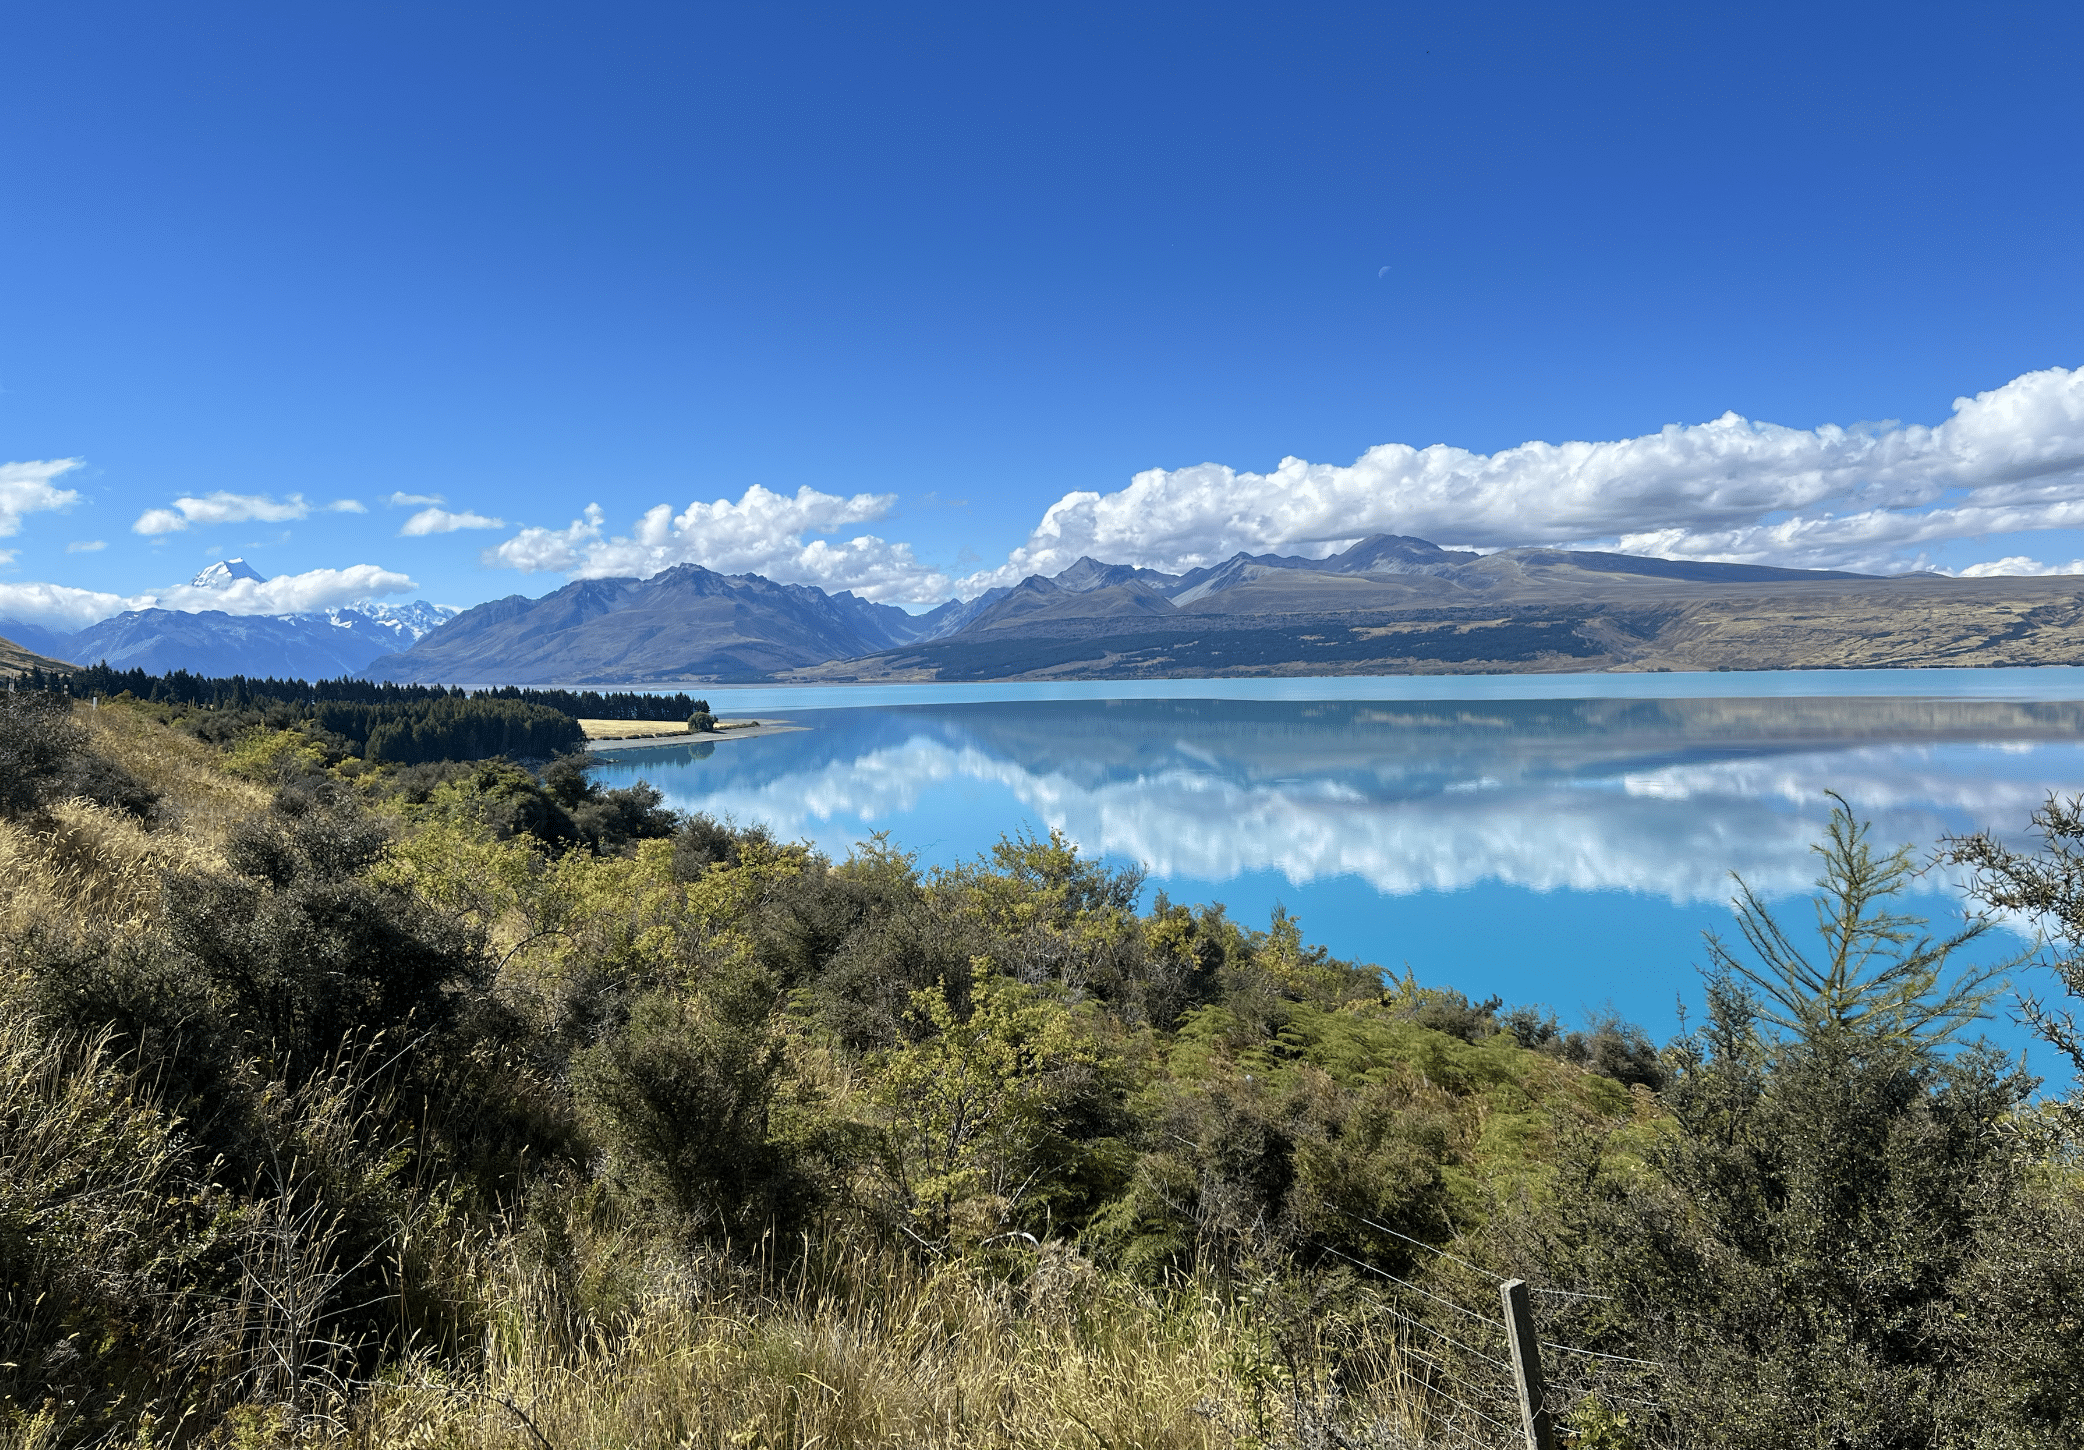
[0,631,75,679]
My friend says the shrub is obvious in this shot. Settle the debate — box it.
[574,970,821,1240]
[0,691,157,820]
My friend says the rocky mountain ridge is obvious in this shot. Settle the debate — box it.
[8,536,2083,685]
[363,564,970,685]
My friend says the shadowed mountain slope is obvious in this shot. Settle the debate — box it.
[366,564,946,684]
[788,538,2084,681]
[58,609,407,678]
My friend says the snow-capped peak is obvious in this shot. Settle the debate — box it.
[190,558,268,589]
[306,599,462,645]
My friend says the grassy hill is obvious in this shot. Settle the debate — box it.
[1,680,2079,1447]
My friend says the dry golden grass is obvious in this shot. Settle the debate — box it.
[580,718,697,739]
[337,1233,1447,1450]
[0,703,260,939]
[0,799,221,936]
[77,699,270,845]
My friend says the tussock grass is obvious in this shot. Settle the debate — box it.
[0,700,260,934]
[77,699,270,845]
[347,1238,1437,1450]
[0,799,216,933]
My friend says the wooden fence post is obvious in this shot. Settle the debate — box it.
[1499,1279,1555,1450]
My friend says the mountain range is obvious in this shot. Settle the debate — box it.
[362,567,974,684]
[8,537,2084,685]
[1,559,460,678]
[363,533,2084,684]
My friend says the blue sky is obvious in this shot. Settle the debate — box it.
[3,1,2082,624]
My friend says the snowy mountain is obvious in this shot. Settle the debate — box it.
[0,558,461,677]
[190,558,269,588]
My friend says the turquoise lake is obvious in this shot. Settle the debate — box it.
[589,669,2084,1076]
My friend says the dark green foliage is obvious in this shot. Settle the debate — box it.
[751,843,987,1050]
[5,793,508,1436]
[14,753,2084,1447]
[1505,1004,1668,1089]
[396,757,580,847]
[19,666,719,765]
[1521,989,2039,1448]
[671,811,778,878]
[163,787,484,1090]
[1935,1169,2084,1448]
[0,690,156,819]
[544,751,681,853]
[471,685,708,721]
[575,970,825,1240]
[34,663,705,722]
[1484,809,2064,1449]
[346,696,581,763]
[386,755,682,856]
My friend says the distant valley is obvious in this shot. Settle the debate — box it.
[8,538,2084,685]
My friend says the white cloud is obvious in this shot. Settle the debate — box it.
[0,565,417,630]
[488,485,953,603]
[386,491,445,507]
[133,491,312,534]
[157,565,416,615]
[960,365,2084,589]
[400,507,506,536]
[0,459,85,537]
[65,540,106,553]
[1952,556,2084,578]
[0,581,129,630]
[129,491,363,534]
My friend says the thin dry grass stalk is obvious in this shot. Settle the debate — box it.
[77,699,270,845]
[0,798,218,933]
[337,1238,1465,1450]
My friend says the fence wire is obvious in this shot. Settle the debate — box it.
[1313,1201,1666,1447]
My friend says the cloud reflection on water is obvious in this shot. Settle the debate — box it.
[596,698,2084,906]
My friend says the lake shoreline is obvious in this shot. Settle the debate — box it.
[582,719,807,755]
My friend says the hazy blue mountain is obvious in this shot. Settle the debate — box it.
[63,608,409,677]
[12,556,461,678]
[366,564,937,684]
[822,589,950,650]
[911,588,1012,638]
[1051,557,1184,594]
[961,576,1178,632]
[42,535,1902,688]
[351,535,1899,686]
[0,618,79,662]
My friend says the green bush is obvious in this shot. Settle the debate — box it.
[574,970,824,1241]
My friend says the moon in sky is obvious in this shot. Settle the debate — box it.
[1377,265,1391,277]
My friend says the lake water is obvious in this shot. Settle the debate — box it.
[590,671,2084,1075]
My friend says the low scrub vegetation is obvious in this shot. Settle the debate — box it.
[1,693,2079,1448]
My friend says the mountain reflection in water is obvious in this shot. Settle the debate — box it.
[592,696,2084,906]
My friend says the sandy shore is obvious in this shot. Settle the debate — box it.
[581,719,805,754]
